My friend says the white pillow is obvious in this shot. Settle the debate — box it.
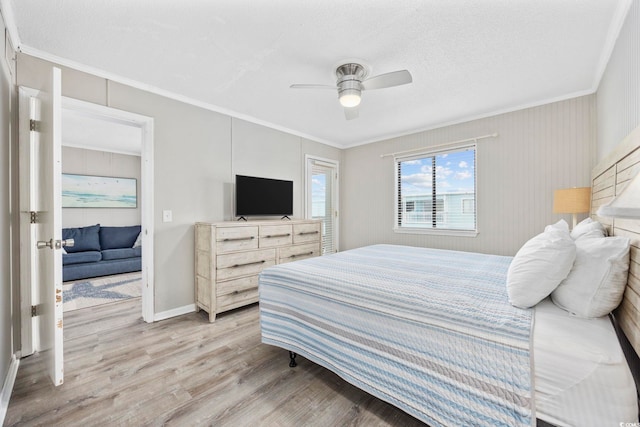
[570,217,606,240]
[507,228,576,308]
[544,219,569,234]
[551,235,630,318]
[133,231,142,248]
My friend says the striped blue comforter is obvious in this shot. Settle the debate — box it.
[259,244,533,427]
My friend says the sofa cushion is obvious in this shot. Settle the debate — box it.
[101,247,142,261]
[63,258,142,282]
[62,251,102,265]
[62,224,101,253]
[99,225,141,250]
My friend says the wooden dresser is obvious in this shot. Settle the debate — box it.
[195,219,322,322]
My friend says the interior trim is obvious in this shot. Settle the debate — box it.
[0,354,19,425]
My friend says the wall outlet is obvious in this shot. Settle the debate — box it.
[162,210,173,223]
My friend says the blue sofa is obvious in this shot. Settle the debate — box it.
[62,224,142,282]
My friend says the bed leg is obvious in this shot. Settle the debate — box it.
[288,351,297,367]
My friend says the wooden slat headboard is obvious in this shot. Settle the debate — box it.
[592,125,640,360]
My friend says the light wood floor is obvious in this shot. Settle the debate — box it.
[5,298,427,427]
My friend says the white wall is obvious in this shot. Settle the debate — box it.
[231,118,302,219]
[597,0,640,161]
[108,81,234,312]
[0,11,14,392]
[61,146,141,228]
[341,95,595,256]
[16,53,342,314]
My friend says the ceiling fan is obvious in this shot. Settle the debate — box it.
[290,62,412,120]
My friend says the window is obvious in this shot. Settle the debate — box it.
[395,145,476,233]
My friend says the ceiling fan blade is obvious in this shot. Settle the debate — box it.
[290,84,336,90]
[361,70,412,90]
[344,106,359,120]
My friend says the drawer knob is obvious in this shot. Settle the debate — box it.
[298,231,319,236]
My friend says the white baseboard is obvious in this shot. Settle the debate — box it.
[154,303,196,322]
[0,354,20,425]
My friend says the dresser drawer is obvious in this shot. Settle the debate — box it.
[293,222,321,244]
[217,249,275,281]
[216,226,258,253]
[259,224,293,247]
[279,242,321,264]
[217,287,259,312]
[216,275,259,296]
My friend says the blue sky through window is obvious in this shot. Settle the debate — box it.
[400,150,475,196]
[312,173,326,217]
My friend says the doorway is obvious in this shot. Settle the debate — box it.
[61,97,154,322]
[305,155,339,254]
[18,94,155,362]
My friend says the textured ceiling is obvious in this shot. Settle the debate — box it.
[5,0,631,148]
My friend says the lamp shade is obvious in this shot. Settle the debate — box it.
[597,172,640,219]
[553,187,591,214]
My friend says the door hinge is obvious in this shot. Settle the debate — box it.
[29,119,39,132]
[31,305,38,317]
[30,211,38,224]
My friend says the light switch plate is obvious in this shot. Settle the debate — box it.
[162,210,172,223]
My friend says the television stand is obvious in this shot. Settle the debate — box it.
[281,216,291,220]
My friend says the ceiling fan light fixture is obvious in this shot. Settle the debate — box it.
[339,89,361,108]
[290,61,412,119]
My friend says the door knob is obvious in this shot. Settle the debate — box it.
[37,238,75,250]
[60,238,74,248]
[37,239,53,249]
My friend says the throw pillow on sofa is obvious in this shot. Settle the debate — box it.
[99,225,142,250]
[62,224,101,253]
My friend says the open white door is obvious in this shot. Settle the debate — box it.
[18,67,64,386]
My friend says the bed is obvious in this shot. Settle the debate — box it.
[259,127,640,427]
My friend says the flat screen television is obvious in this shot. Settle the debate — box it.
[235,175,293,218]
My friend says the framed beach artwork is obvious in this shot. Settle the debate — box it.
[62,174,137,208]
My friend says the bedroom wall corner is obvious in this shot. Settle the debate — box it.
[597,0,640,162]
[13,52,344,319]
[342,95,595,256]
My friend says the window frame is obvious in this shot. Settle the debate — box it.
[305,155,340,254]
[393,143,478,237]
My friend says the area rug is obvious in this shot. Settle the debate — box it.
[63,272,142,312]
